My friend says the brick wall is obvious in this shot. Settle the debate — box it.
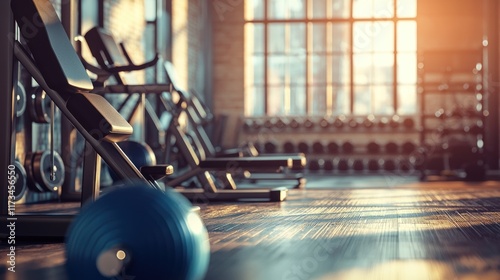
[172,0,206,94]
[172,0,189,90]
[211,0,246,147]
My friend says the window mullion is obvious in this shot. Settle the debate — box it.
[393,1,398,114]
[305,0,310,115]
[326,0,332,115]
[264,0,269,114]
[285,23,290,115]
[349,0,354,114]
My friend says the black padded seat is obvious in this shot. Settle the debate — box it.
[100,84,171,94]
[200,156,296,170]
[84,27,128,69]
[66,94,133,142]
[11,0,133,142]
[11,0,93,93]
[84,27,159,79]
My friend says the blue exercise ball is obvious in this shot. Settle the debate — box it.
[108,140,156,182]
[65,184,210,280]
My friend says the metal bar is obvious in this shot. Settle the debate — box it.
[14,42,152,188]
[349,0,354,113]
[263,0,269,114]
[0,1,15,217]
[393,3,398,113]
[80,142,101,205]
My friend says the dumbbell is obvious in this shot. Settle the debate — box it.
[25,151,65,192]
[342,142,354,154]
[399,159,412,173]
[312,141,325,154]
[263,118,274,130]
[245,119,264,132]
[352,159,364,171]
[274,118,287,130]
[382,159,397,171]
[337,158,349,171]
[401,142,416,155]
[289,119,301,130]
[402,117,415,129]
[367,159,380,172]
[389,115,400,129]
[319,118,331,129]
[363,115,375,129]
[348,118,359,129]
[303,118,315,129]
[366,142,381,154]
[385,142,399,154]
[297,141,309,154]
[283,141,295,153]
[378,117,389,128]
[297,142,310,154]
[264,140,278,154]
[29,86,52,123]
[333,115,346,129]
[308,159,322,172]
[327,142,339,154]
[66,184,210,280]
[323,159,334,171]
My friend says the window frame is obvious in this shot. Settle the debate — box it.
[244,0,417,117]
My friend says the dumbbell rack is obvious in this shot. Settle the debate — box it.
[418,49,486,180]
[239,115,421,175]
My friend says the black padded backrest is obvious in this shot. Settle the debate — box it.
[164,61,209,119]
[84,27,128,69]
[11,0,93,93]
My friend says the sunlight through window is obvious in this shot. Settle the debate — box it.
[245,0,418,117]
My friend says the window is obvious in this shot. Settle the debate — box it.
[244,0,417,117]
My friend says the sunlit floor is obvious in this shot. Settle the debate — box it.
[2,176,500,280]
[203,180,500,280]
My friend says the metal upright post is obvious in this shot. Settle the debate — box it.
[0,1,15,217]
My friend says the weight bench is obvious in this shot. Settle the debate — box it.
[164,61,307,188]
[2,0,178,237]
[1,0,286,239]
[40,8,289,201]
[81,26,304,194]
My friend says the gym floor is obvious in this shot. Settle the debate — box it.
[2,175,500,280]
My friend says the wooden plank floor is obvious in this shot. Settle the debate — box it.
[2,179,500,279]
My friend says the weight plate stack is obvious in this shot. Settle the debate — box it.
[29,87,52,123]
[12,161,28,201]
[15,82,27,117]
[25,151,65,192]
